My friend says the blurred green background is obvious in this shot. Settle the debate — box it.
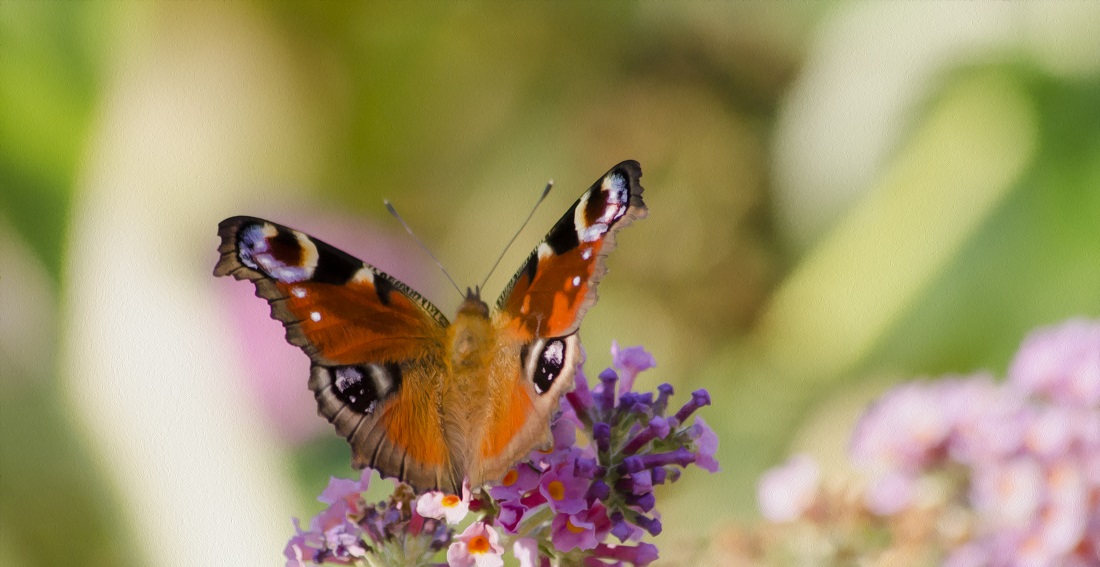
[1,2,1098,566]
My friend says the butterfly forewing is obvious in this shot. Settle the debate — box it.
[496,160,647,340]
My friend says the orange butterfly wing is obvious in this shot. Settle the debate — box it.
[214,217,461,492]
[497,161,648,340]
[470,161,647,482]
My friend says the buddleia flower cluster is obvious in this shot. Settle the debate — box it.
[285,472,452,566]
[732,318,1099,566]
[285,342,720,566]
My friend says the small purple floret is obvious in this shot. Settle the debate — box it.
[624,491,656,512]
[674,389,712,423]
[597,368,619,411]
[586,479,611,502]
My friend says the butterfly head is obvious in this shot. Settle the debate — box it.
[458,286,490,319]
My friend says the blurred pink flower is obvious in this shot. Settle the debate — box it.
[757,454,820,522]
[846,318,1100,565]
[1009,318,1100,407]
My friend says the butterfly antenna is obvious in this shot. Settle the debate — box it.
[479,179,554,290]
[384,199,464,299]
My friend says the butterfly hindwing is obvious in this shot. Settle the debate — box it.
[468,333,582,485]
[213,216,459,492]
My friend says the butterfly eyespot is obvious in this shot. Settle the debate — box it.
[331,363,402,414]
[532,338,567,394]
[235,222,319,283]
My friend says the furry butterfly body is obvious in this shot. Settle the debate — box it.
[214,161,646,493]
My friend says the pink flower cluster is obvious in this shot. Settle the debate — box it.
[847,319,1099,565]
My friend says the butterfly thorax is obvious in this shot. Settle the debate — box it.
[450,291,492,369]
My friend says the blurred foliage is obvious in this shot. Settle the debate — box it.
[1,4,138,567]
[1,2,1097,565]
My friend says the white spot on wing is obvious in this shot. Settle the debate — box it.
[581,248,592,260]
[352,267,374,285]
[543,340,564,366]
[310,311,321,322]
[291,287,306,298]
[537,242,554,260]
[571,276,581,287]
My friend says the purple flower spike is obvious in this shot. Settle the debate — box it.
[674,389,712,423]
[593,422,612,453]
[689,417,721,473]
[653,383,674,415]
[318,469,371,507]
[597,369,619,411]
[489,464,541,502]
[551,503,612,552]
[586,479,611,502]
[615,471,653,495]
[496,501,526,533]
[623,416,671,455]
[617,456,645,475]
[593,542,660,566]
[565,368,595,426]
[574,457,600,478]
[625,491,656,512]
[539,466,590,515]
[638,447,696,470]
[629,471,654,494]
[611,341,657,396]
[628,512,663,536]
[608,511,641,543]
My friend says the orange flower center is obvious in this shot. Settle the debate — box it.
[442,495,461,507]
[547,480,565,501]
[502,470,518,486]
[566,518,587,534]
[468,535,490,554]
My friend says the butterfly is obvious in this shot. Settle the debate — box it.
[214,161,646,494]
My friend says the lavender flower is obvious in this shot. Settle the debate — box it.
[285,343,718,566]
[285,477,451,566]
[488,344,718,565]
[849,319,1099,565]
[741,319,1099,567]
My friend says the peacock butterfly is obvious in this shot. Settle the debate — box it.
[213,161,647,493]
